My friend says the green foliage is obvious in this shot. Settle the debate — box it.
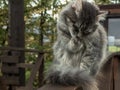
[0,0,8,46]
[108,46,120,52]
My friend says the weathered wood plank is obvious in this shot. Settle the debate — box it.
[1,65,19,74]
[98,57,113,90]
[0,56,19,63]
[37,84,75,90]
[113,56,120,90]
[38,53,44,86]
[17,63,34,69]
[0,47,49,53]
[15,54,44,90]
[26,55,44,88]
[8,0,25,86]
[3,76,20,85]
[0,76,7,90]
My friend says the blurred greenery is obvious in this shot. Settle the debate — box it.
[108,46,120,52]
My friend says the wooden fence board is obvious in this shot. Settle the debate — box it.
[37,84,75,90]
[113,56,120,90]
[98,53,120,90]
[1,65,19,74]
[98,57,113,90]
[0,56,19,63]
[16,54,44,90]
[3,76,20,85]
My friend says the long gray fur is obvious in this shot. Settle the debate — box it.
[46,0,107,89]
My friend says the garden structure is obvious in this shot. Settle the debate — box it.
[0,0,44,90]
[0,2,120,90]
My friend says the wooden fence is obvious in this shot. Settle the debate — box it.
[0,47,45,90]
[98,52,120,90]
[1,47,120,90]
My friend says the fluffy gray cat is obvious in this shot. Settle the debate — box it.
[46,0,107,90]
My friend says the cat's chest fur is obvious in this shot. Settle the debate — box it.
[53,29,101,71]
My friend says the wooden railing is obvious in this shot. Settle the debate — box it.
[1,47,120,90]
[0,47,47,90]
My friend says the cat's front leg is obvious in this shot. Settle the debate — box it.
[71,36,80,44]
[67,37,82,52]
[66,18,78,38]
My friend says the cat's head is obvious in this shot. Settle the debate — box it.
[71,0,107,36]
[72,0,107,21]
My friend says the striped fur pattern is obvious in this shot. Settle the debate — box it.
[46,0,107,90]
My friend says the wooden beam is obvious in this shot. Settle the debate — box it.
[2,65,19,74]
[8,0,25,86]
[38,84,75,90]
[0,47,49,53]
[0,56,19,63]
[17,63,34,69]
[113,56,120,90]
[3,76,20,85]
[98,57,113,90]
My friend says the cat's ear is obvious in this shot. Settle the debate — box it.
[72,0,82,17]
[72,0,82,11]
[97,11,108,21]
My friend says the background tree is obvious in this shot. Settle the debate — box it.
[0,0,8,47]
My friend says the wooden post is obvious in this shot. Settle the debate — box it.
[113,56,120,90]
[38,7,46,86]
[38,84,76,90]
[8,0,25,87]
[38,53,44,87]
[0,76,7,90]
[98,57,113,90]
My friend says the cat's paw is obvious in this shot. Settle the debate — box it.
[71,37,80,44]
